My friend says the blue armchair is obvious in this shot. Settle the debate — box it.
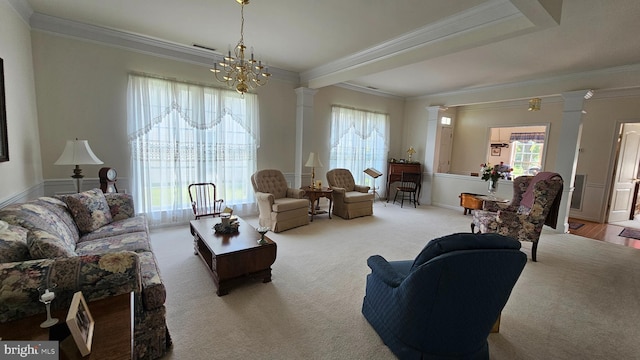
[362,233,527,359]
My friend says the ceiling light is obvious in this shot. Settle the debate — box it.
[528,98,541,111]
[211,0,270,95]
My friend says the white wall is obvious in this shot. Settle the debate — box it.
[0,1,43,204]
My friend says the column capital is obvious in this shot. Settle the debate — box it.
[562,89,594,112]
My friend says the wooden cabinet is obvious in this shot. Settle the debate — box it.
[386,162,422,200]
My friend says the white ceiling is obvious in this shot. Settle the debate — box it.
[17,0,640,99]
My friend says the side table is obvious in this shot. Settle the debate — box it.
[0,292,133,360]
[302,186,333,221]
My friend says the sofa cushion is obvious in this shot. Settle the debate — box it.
[0,201,79,248]
[75,231,151,255]
[411,232,521,270]
[0,221,30,263]
[79,216,148,243]
[59,189,113,234]
[28,229,77,259]
[33,197,80,243]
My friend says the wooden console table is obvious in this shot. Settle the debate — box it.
[0,292,133,360]
[386,162,422,201]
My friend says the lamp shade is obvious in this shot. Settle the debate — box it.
[54,140,103,165]
[305,152,323,168]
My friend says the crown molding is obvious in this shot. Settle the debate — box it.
[28,12,300,84]
[300,0,528,87]
[7,0,33,25]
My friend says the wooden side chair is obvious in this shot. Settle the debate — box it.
[188,183,224,219]
[393,172,421,208]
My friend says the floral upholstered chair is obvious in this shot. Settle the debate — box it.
[471,173,563,261]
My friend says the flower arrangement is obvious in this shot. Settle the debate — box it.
[480,161,513,182]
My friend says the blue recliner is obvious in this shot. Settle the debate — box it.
[362,233,527,360]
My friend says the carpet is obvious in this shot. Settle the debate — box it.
[619,227,640,240]
[151,205,640,360]
[569,222,585,230]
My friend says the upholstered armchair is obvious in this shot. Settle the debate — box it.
[251,169,310,233]
[471,173,564,261]
[362,233,527,359]
[326,168,374,219]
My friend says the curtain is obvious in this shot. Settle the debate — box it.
[127,74,259,226]
[329,105,389,191]
[510,132,545,143]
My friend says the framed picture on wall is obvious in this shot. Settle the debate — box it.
[0,58,8,162]
[491,147,501,156]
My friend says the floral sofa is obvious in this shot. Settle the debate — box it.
[0,189,170,360]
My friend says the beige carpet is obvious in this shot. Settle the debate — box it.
[150,203,640,360]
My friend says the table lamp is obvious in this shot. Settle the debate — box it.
[305,152,323,189]
[54,139,103,193]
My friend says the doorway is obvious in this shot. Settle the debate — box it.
[607,122,640,225]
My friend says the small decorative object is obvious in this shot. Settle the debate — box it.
[305,152,324,189]
[257,226,269,245]
[480,162,513,198]
[98,167,118,193]
[406,147,416,162]
[214,214,240,234]
[66,291,94,357]
[38,285,59,328]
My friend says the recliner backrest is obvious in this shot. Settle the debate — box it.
[326,168,356,191]
[251,169,288,199]
[411,232,521,270]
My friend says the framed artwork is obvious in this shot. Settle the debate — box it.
[66,291,95,356]
[491,147,501,156]
[0,58,8,162]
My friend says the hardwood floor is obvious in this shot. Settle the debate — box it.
[568,217,640,249]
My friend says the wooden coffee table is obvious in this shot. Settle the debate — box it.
[190,216,277,296]
[0,292,133,360]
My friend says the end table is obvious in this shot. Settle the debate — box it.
[302,186,333,221]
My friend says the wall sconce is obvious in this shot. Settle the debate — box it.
[528,98,541,111]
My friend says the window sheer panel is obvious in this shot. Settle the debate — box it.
[127,75,258,226]
[329,106,389,193]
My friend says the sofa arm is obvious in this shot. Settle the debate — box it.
[367,255,403,288]
[0,251,141,323]
[287,188,305,199]
[105,193,136,221]
[331,187,346,195]
[354,185,371,193]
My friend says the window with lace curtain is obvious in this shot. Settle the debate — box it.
[329,105,389,190]
[127,74,259,226]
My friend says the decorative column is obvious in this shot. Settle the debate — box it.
[554,89,593,233]
[422,106,443,205]
[294,87,318,188]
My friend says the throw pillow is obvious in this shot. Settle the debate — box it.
[0,221,31,262]
[60,188,113,234]
[28,229,76,259]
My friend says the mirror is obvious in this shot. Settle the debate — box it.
[487,125,548,177]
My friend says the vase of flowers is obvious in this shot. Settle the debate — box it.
[480,162,512,197]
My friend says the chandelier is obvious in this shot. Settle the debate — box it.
[211,0,271,95]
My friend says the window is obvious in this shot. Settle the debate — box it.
[329,105,389,188]
[127,75,259,226]
[487,126,546,177]
[511,141,543,176]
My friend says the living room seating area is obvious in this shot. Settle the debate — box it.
[0,189,170,360]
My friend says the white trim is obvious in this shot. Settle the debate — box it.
[28,12,299,84]
[7,0,33,26]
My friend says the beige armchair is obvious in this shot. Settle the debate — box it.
[251,169,310,233]
[326,168,374,219]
